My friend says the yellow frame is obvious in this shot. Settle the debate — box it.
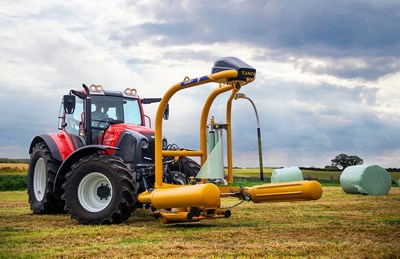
[139,66,322,224]
[154,69,247,187]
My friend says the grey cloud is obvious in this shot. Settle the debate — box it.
[227,80,399,166]
[1,0,399,167]
[162,49,215,63]
[111,0,400,81]
[296,57,400,81]
[0,91,60,157]
[126,57,153,65]
[117,0,400,55]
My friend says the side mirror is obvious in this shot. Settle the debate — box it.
[63,95,76,114]
[163,104,169,120]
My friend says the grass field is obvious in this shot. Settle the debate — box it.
[1,164,399,181]
[1,164,399,192]
[1,187,399,258]
[239,168,400,183]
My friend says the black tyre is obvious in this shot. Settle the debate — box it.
[181,157,201,178]
[169,157,200,178]
[62,154,137,224]
[169,171,189,185]
[165,157,201,184]
[28,142,65,214]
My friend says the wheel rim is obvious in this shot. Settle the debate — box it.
[78,172,112,212]
[33,158,46,201]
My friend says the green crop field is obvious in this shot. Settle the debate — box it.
[1,187,399,258]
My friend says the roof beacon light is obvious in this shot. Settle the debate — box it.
[90,84,103,93]
[124,88,137,96]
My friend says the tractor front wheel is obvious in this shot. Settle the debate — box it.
[62,154,137,224]
[27,142,65,214]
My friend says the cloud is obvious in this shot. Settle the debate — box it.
[227,77,400,167]
[0,0,399,168]
[114,1,400,52]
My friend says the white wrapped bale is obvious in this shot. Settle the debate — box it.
[271,167,304,183]
[340,165,391,196]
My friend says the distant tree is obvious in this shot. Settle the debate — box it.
[331,153,364,170]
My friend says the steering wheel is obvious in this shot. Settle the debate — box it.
[97,117,114,128]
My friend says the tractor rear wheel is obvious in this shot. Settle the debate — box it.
[27,142,65,214]
[181,157,201,178]
[165,157,201,184]
[62,154,137,224]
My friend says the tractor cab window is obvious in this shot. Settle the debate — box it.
[91,102,109,124]
[64,98,84,136]
[90,95,142,144]
[123,98,142,125]
[91,95,142,129]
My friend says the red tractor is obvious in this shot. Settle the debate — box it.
[28,83,199,224]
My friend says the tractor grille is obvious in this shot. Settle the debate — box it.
[142,133,155,162]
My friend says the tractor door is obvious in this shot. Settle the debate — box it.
[59,98,85,148]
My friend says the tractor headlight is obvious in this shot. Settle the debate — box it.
[140,139,149,149]
[124,88,137,96]
[90,84,103,93]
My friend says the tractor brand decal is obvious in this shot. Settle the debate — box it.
[180,76,209,86]
[180,78,198,86]
[241,70,256,77]
[199,76,209,82]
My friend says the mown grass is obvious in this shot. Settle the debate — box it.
[1,187,399,258]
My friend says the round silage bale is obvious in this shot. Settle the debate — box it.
[271,167,304,183]
[340,165,391,196]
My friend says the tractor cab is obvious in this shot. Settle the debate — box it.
[58,85,160,146]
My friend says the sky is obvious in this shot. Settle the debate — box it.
[0,0,399,168]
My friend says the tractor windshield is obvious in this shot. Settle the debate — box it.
[91,95,142,128]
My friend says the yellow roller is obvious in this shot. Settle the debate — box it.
[158,208,230,224]
[138,183,221,209]
[248,180,322,203]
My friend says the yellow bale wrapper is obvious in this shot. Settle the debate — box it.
[138,57,323,224]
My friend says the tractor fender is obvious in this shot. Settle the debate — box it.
[53,145,119,193]
[29,135,63,162]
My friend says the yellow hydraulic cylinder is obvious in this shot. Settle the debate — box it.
[138,183,221,209]
[248,180,322,203]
